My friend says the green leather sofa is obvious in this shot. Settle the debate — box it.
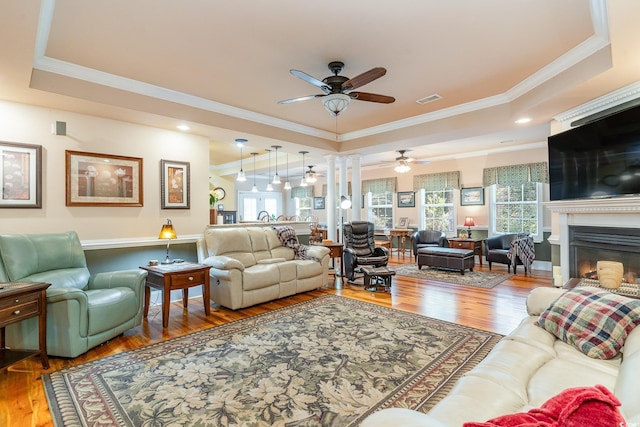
[0,231,147,358]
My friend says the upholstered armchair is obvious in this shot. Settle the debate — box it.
[411,230,448,260]
[484,233,527,274]
[342,221,389,281]
[0,231,147,358]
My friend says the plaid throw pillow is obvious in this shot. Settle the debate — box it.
[536,288,640,359]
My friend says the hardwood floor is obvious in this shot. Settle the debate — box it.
[0,257,552,427]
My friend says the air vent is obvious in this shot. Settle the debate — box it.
[416,94,442,105]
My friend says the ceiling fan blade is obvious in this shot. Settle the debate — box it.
[290,69,331,93]
[342,67,386,91]
[350,91,395,103]
[278,94,325,104]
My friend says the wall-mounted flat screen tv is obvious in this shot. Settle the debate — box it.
[548,104,640,201]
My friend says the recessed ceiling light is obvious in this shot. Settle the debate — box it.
[514,117,531,124]
[177,124,190,131]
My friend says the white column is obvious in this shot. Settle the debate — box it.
[350,154,362,221]
[338,156,349,228]
[324,154,337,242]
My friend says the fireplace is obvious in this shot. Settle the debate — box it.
[545,196,640,285]
[569,226,640,284]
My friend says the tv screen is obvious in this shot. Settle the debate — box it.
[548,104,640,201]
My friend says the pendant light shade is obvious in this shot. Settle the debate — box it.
[251,152,258,193]
[299,151,309,187]
[236,138,247,182]
[271,145,281,184]
[283,152,291,190]
[265,148,273,191]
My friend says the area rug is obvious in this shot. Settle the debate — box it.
[43,295,502,427]
[393,263,512,289]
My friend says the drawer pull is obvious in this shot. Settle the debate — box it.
[13,310,21,315]
[188,276,194,281]
[15,299,20,303]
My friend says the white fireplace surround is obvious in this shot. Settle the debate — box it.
[545,196,640,284]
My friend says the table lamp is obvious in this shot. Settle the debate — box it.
[159,219,177,264]
[464,217,475,239]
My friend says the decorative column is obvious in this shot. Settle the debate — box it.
[339,156,349,226]
[324,154,337,242]
[350,154,362,221]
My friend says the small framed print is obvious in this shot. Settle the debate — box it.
[460,187,484,206]
[398,217,409,228]
[0,141,42,208]
[161,159,190,209]
[66,150,143,207]
[313,196,325,210]
[397,191,415,208]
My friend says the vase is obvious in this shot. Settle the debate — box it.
[597,261,624,289]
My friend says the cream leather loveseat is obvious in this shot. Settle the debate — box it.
[361,287,640,426]
[196,226,330,310]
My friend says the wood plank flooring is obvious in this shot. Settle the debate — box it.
[0,256,552,427]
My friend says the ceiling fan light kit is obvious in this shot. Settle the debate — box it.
[279,61,394,117]
[394,161,411,173]
[305,165,317,183]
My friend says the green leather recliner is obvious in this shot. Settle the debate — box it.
[0,231,147,358]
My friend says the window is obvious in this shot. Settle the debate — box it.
[367,191,393,229]
[296,197,312,220]
[421,189,455,233]
[489,182,543,241]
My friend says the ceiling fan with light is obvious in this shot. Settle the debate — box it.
[278,61,395,116]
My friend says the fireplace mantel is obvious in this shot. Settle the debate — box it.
[544,196,640,284]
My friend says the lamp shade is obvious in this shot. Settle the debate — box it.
[340,195,352,209]
[158,219,177,239]
[464,217,475,227]
[323,93,350,117]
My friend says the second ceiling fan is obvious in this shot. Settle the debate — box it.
[278,61,395,116]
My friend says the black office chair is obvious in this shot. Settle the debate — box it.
[343,221,389,281]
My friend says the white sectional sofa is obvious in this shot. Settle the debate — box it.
[361,287,640,426]
[196,226,330,310]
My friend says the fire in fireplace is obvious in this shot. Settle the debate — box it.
[569,226,640,284]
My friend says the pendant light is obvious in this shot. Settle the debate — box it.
[265,149,274,191]
[236,138,247,182]
[271,145,281,184]
[283,152,291,190]
[251,152,258,193]
[299,151,309,187]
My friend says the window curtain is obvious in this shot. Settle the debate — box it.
[290,186,314,198]
[412,171,461,191]
[362,177,397,193]
[321,182,352,196]
[482,162,549,187]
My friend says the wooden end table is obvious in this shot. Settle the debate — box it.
[447,238,484,266]
[140,262,211,328]
[390,229,411,259]
[313,243,344,277]
[1,281,51,370]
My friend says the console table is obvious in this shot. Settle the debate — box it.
[389,229,411,259]
[0,281,51,370]
[448,238,483,266]
[140,262,211,328]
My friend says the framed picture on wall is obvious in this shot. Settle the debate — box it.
[397,191,415,208]
[160,159,190,209]
[65,150,143,207]
[0,141,42,208]
[313,196,325,210]
[460,187,485,206]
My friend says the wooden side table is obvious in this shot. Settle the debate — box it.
[0,281,51,370]
[140,262,211,328]
[448,238,484,266]
[313,243,344,277]
[389,229,411,259]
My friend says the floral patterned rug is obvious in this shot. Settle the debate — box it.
[394,263,513,289]
[43,295,502,426]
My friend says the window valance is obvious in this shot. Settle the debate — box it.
[482,162,549,187]
[321,182,352,197]
[413,171,461,191]
[362,177,397,194]
[290,186,314,198]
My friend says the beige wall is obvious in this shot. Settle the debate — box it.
[0,100,210,241]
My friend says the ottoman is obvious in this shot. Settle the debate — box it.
[360,266,396,292]
[417,247,474,275]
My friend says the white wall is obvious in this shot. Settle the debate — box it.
[0,100,210,241]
